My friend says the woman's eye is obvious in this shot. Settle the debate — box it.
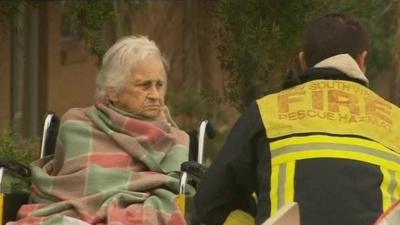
[136,81,163,90]
[141,82,151,89]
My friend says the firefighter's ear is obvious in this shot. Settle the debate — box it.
[356,50,368,73]
[298,51,308,71]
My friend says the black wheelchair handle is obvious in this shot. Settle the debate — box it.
[0,159,31,177]
[181,161,207,180]
[205,121,216,139]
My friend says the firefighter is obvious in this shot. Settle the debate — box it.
[194,13,400,225]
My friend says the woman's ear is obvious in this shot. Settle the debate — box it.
[298,51,308,71]
[107,90,119,103]
[356,50,368,73]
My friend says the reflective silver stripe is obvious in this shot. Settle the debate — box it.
[388,170,398,204]
[271,142,400,164]
[278,164,286,209]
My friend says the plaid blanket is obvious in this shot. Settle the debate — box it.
[9,103,189,225]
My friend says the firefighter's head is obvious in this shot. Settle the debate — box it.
[298,13,369,73]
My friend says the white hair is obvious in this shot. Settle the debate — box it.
[95,35,169,101]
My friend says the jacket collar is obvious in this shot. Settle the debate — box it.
[313,54,369,85]
[282,54,369,90]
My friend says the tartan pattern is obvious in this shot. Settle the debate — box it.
[8,103,189,225]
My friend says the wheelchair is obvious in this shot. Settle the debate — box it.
[0,113,212,225]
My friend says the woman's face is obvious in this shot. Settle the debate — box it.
[109,55,167,119]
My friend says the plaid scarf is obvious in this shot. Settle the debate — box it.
[10,103,189,225]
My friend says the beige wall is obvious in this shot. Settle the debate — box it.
[45,2,98,117]
[0,1,237,136]
[45,1,234,124]
[130,1,226,94]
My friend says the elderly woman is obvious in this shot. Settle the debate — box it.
[11,36,189,225]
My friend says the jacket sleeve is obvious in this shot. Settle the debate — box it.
[193,102,269,225]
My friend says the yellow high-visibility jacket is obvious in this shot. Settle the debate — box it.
[194,67,400,225]
[257,76,400,225]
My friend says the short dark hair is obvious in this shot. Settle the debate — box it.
[303,13,369,67]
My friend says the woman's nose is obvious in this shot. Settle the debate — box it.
[148,85,161,99]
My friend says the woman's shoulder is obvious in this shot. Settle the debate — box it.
[170,126,190,146]
[61,106,92,123]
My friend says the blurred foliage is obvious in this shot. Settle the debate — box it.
[0,114,37,165]
[0,115,37,192]
[0,0,140,58]
[1,171,30,193]
[61,0,115,57]
[217,0,400,111]
[0,0,31,37]
[0,0,23,25]
[0,130,34,164]
[61,0,140,58]
[168,90,227,130]
[167,88,238,163]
